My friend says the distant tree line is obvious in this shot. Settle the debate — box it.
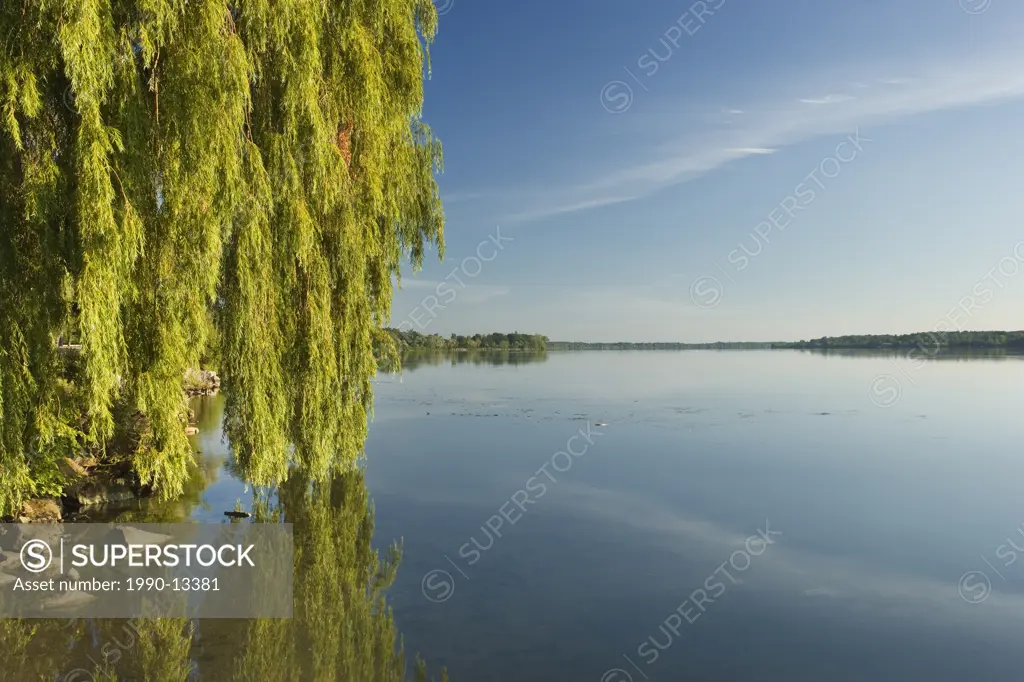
[772,331,1024,350]
[379,330,1024,356]
[384,329,549,351]
[546,341,773,350]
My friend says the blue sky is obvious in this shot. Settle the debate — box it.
[392,0,1024,342]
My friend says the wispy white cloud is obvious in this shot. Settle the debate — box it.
[502,50,1024,224]
[725,147,778,155]
[503,195,640,223]
[799,93,856,105]
[727,108,745,114]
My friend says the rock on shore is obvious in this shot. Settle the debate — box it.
[184,368,221,396]
[17,498,62,523]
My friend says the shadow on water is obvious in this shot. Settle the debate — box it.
[0,460,446,681]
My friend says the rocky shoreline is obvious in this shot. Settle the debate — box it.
[184,368,221,396]
[11,458,148,523]
[8,370,219,524]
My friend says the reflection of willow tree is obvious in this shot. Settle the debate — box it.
[94,619,194,682]
[192,394,229,435]
[192,467,445,682]
[0,619,65,680]
[0,468,442,681]
[223,468,446,681]
[0,617,192,681]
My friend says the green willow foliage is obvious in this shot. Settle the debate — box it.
[0,0,444,514]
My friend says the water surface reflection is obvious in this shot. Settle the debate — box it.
[0,448,445,681]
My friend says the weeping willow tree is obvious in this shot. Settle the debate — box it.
[0,0,444,514]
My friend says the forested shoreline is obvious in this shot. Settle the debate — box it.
[772,331,1024,350]
[385,331,1024,353]
[384,329,548,351]
[547,341,773,350]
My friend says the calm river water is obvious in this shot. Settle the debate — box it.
[5,349,1024,682]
